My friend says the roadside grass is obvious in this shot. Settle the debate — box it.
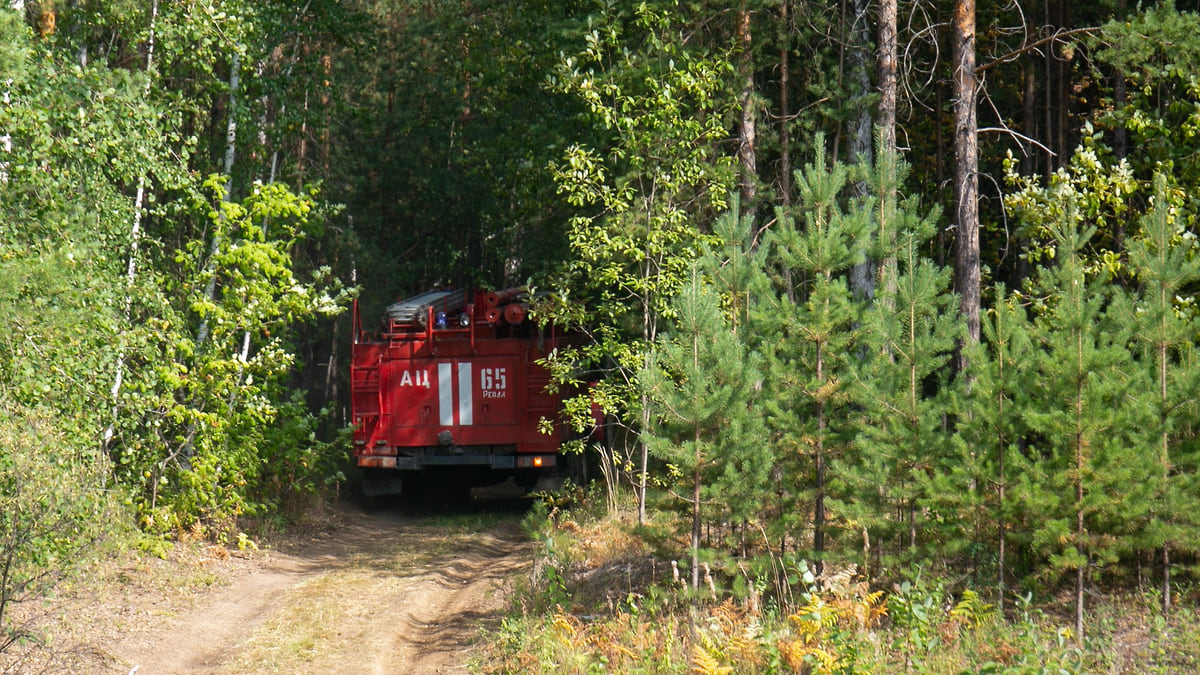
[478,496,1200,674]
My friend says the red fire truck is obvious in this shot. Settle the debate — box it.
[350,288,572,499]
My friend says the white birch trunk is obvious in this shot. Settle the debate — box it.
[105,0,159,448]
[197,52,240,346]
[736,4,756,217]
[1,0,16,184]
[237,5,307,372]
[1,91,10,185]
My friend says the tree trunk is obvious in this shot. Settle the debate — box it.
[996,310,1008,611]
[814,339,826,576]
[639,397,650,525]
[1112,0,1128,252]
[848,0,874,301]
[692,428,702,590]
[935,1,948,269]
[638,274,655,526]
[776,1,796,298]
[1043,1,1055,178]
[1055,1,1071,172]
[953,0,980,347]
[877,0,897,155]
[736,3,757,218]
[1074,336,1086,640]
[1015,53,1036,284]
[197,53,240,346]
[778,1,792,210]
[1158,318,1171,614]
[876,0,899,305]
[1021,52,1036,178]
[998,416,1007,610]
[2,0,27,179]
[106,0,159,452]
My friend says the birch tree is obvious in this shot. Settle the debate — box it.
[106,0,159,452]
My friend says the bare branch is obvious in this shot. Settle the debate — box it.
[975,26,1101,76]
[978,127,1057,157]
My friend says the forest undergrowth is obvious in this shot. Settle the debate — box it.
[479,489,1200,675]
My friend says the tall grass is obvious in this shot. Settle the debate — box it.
[479,493,1200,674]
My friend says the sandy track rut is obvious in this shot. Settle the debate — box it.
[109,507,531,674]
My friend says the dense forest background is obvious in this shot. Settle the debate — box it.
[4,0,1200,650]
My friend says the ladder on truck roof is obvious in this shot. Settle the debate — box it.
[384,289,467,325]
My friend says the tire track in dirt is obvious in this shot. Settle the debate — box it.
[108,503,532,674]
[379,539,531,674]
[121,566,306,672]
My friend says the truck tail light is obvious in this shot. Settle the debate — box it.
[517,455,555,469]
[359,456,397,469]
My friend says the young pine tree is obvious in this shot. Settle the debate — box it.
[755,143,869,575]
[1023,215,1158,639]
[701,200,772,341]
[1118,174,1200,613]
[950,286,1036,609]
[640,263,770,590]
[845,218,959,576]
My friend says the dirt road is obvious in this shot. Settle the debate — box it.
[7,498,532,674]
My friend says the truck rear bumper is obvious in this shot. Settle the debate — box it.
[357,453,556,471]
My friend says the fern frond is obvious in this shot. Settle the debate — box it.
[552,610,580,647]
[950,589,996,628]
[691,644,733,675]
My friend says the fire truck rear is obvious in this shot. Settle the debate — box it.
[350,288,568,499]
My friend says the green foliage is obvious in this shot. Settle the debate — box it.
[0,0,356,546]
[0,10,30,80]
[489,489,1200,674]
[950,589,997,629]
[334,0,585,298]
[1115,174,1200,585]
[838,147,961,572]
[545,4,737,336]
[11,0,1200,665]
[889,574,946,670]
[1020,215,1160,630]
[0,20,168,439]
[949,592,1086,675]
[542,2,741,517]
[1094,1,1200,197]
[109,177,350,535]
[1008,2,1200,270]
[1003,141,1140,270]
[951,287,1038,600]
